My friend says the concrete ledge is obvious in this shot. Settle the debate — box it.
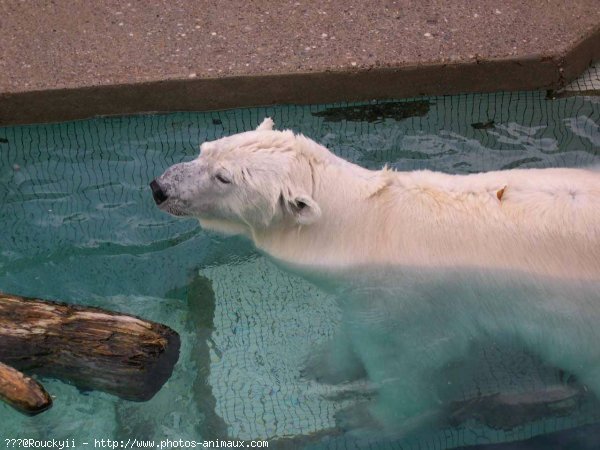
[0,2,599,125]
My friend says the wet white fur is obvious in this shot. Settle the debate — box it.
[156,118,600,427]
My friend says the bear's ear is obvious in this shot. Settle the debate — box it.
[289,194,321,225]
[256,117,275,131]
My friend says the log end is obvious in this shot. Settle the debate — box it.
[128,324,181,402]
[0,362,52,415]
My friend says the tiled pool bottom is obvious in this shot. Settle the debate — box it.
[0,91,599,449]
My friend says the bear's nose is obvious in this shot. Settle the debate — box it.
[150,179,168,205]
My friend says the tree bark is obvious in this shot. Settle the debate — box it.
[0,292,180,406]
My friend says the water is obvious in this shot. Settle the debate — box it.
[0,91,598,449]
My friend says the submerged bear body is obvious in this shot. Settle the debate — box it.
[152,118,600,428]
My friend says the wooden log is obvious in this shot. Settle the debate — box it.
[0,292,180,402]
[0,361,52,415]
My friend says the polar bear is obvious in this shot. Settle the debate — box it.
[151,118,600,428]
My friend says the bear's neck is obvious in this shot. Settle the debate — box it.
[252,161,413,269]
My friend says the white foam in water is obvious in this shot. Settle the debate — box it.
[0,91,598,449]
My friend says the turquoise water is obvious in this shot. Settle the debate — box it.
[0,92,599,449]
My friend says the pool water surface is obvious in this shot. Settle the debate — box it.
[0,92,599,449]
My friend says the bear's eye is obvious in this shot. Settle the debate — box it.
[215,173,231,184]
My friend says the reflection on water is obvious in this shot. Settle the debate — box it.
[0,91,598,449]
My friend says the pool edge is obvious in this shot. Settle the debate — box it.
[0,25,598,127]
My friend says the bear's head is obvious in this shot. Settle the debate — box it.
[151,118,322,237]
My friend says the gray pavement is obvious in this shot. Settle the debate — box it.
[0,0,599,124]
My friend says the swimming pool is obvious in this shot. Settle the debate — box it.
[1,91,599,449]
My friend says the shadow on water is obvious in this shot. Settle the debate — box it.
[312,100,430,123]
